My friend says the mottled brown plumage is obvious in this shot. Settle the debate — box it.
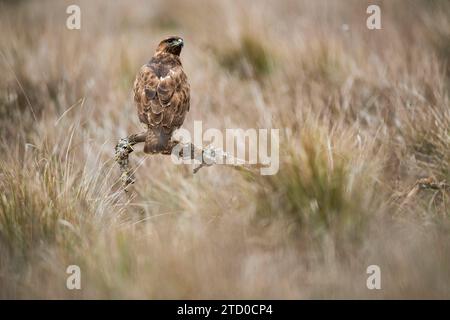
[133,36,190,153]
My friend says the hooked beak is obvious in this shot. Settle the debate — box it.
[172,38,184,48]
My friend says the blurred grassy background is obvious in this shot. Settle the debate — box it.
[0,0,450,298]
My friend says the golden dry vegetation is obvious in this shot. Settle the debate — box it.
[0,0,450,298]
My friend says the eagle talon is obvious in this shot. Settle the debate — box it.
[192,145,222,174]
[115,138,134,156]
[202,146,217,166]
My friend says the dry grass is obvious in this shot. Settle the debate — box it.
[0,0,450,299]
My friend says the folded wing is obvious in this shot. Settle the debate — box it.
[133,64,190,135]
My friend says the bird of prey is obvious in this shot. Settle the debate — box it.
[115,36,236,187]
[131,35,190,153]
[115,36,197,186]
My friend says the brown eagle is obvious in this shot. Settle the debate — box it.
[128,36,190,154]
[115,36,205,186]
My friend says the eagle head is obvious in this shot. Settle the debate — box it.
[156,36,184,56]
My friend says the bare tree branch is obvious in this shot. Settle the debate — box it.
[114,135,243,189]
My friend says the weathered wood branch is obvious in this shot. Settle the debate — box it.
[114,135,242,189]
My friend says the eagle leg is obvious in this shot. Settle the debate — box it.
[127,132,147,145]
